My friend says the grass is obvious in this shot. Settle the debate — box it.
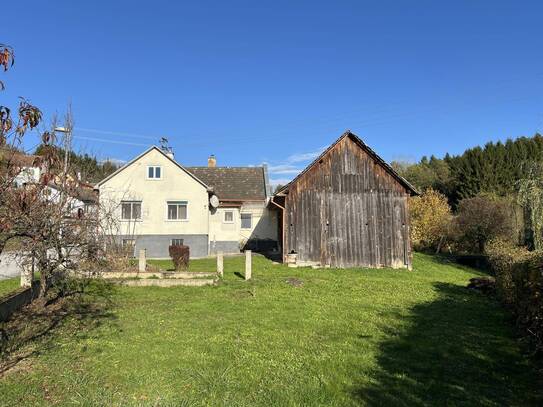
[0,277,20,299]
[0,253,540,406]
[148,257,224,272]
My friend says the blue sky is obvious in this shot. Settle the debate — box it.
[2,1,543,185]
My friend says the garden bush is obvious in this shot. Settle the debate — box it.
[454,195,513,253]
[169,245,189,271]
[486,239,543,357]
[409,188,452,252]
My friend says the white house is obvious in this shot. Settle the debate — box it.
[95,146,278,258]
[5,148,98,218]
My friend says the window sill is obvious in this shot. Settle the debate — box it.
[121,219,143,222]
[165,219,189,222]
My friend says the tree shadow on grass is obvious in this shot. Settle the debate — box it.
[426,253,490,275]
[354,283,542,406]
[233,271,245,280]
[0,279,118,375]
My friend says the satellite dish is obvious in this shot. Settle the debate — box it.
[209,194,219,208]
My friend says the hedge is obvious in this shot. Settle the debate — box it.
[486,240,543,357]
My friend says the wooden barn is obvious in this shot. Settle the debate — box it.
[272,131,418,269]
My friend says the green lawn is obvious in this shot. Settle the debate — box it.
[0,277,20,299]
[0,253,540,406]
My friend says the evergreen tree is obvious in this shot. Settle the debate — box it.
[399,133,543,208]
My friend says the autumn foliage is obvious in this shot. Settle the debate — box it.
[409,189,452,251]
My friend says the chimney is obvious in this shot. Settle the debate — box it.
[208,154,216,167]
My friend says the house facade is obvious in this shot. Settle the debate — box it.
[2,148,98,217]
[96,147,278,258]
[273,131,417,269]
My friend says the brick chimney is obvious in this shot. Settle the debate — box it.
[208,154,216,167]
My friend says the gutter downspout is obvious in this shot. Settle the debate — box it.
[270,196,286,262]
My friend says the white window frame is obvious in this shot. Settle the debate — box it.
[121,201,142,221]
[241,213,252,229]
[223,210,234,224]
[166,200,188,221]
[122,238,136,247]
[121,239,136,257]
[146,165,162,180]
[171,238,184,246]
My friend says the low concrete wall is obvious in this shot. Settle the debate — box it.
[0,281,39,322]
[101,271,216,279]
[116,278,217,287]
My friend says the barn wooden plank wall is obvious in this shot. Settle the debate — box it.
[283,135,412,269]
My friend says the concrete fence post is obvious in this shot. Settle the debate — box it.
[217,251,224,277]
[245,250,252,280]
[138,249,146,273]
[20,256,34,288]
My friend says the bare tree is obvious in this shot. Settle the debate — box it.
[0,43,103,299]
[0,43,43,255]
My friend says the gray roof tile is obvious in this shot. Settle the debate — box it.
[186,167,266,201]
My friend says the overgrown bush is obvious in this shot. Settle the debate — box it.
[486,239,543,357]
[454,194,513,253]
[169,245,189,271]
[409,189,452,252]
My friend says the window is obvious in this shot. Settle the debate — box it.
[121,201,142,220]
[122,239,135,248]
[241,213,252,229]
[167,201,188,220]
[224,210,234,223]
[122,239,136,257]
[147,166,162,179]
[171,238,184,246]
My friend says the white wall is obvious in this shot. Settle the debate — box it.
[209,202,278,245]
[209,207,241,244]
[240,202,278,242]
[14,166,41,187]
[98,148,209,237]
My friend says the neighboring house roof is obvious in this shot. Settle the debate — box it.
[276,130,418,196]
[72,186,99,204]
[0,148,41,168]
[48,182,99,204]
[95,146,209,189]
[186,167,267,201]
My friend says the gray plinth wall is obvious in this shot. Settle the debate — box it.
[120,234,209,258]
[209,241,240,255]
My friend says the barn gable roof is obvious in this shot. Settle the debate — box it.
[275,131,418,196]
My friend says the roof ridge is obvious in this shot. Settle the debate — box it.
[275,130,418,195]
[186,166,263,169]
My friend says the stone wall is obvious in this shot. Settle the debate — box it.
[0,281,39,322]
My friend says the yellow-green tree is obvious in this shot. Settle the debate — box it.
[410,189,452,252]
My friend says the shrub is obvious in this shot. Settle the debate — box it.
[409,189,452,252]
[169,245,189,271]
[454,195,513,253]
[486,239,543,357]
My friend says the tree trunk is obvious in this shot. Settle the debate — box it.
[39,271,48,298]
[435,236,445,254]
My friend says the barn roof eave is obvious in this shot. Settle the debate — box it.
[274,130,419,196]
